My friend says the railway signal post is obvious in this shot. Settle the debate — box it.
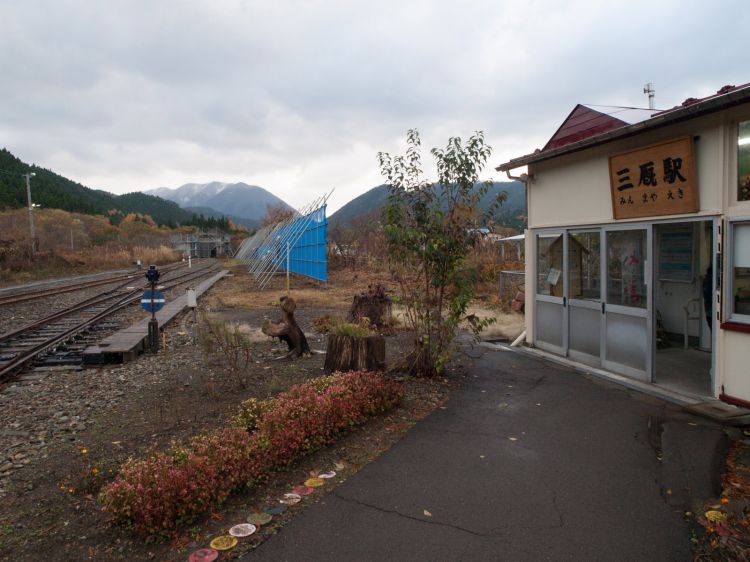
[142,265,164,353]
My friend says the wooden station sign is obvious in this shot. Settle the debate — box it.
[608,137,699,219]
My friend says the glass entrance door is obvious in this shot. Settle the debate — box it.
[533,225,653,381]
[534,232,566,355]
[602,226,652,381]
[566,231,602,366]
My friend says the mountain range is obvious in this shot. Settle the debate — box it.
[0,148,291,231]
[328,181,526,231]
[0,148,201,227]
[1,146,525,234]
[146,182,292,229]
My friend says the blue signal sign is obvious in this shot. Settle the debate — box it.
[141,289,165,313]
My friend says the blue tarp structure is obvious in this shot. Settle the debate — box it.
[287,205,327,282]
[242,204,328,285]
[266,206,327,282]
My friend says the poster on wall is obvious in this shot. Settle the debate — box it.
[608,137,699,219]
[658,223,694,283]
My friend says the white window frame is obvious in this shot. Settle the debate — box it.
[727,217,750,324]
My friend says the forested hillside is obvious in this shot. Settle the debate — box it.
[0,148,230,228]
[329,181,526,231]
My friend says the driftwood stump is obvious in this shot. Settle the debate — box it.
[348,284,392,328]
[324,335,385,373]
[261,296,311,358]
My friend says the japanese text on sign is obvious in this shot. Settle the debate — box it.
[608,137,698,219]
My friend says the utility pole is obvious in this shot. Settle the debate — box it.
[24,172,36,256]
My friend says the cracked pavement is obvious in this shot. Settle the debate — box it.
[244,345,726,561]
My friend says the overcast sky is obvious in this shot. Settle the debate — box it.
[1,0,748,213]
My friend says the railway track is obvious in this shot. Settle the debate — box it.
[0,261,220,383]
[0,262,186,307]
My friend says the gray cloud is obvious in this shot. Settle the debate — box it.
[1,0,747,212]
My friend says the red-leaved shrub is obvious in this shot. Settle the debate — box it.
[100,371,402,537]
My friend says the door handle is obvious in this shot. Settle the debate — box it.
[601,302,606,314]
[563,297,567,307]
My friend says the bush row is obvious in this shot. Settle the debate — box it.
[99,371,403,537]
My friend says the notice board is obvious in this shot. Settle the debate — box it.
[658,223,694,282]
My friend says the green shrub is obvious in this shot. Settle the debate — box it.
[232,397,277,431]
[100,371,403,538]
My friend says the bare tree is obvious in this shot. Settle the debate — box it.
[261,203,295,227]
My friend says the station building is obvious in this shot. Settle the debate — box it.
[497,83,750,405]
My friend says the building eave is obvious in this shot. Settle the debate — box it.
[496,85,750,172]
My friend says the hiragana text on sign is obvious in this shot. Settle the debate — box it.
[608,137,698,219]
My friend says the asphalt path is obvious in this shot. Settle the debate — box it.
[243,344,726,561]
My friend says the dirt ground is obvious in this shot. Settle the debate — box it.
[0,264,524,561]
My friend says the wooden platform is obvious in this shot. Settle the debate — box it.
[82,270,228,365]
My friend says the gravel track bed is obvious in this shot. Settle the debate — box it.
[0,264,216,335]
[0,268,223,498]
[0,268,133,293]
[0,280,137,335]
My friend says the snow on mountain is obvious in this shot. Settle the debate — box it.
[145,182,292,222]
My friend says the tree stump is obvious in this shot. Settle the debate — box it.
[348,284,392,328]
[261,296,311,358]
[324,335,385,373]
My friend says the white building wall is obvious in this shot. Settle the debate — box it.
[721,332,750,400]
[529,114,725,230]
[719,106,750,403]
[522,106,750,402]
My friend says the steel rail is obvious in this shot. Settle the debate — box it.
[0,261,213,344]
[0,262,186,306]
[0,262,220,382]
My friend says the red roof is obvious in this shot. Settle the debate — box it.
[543,104,628,151]
[497,82,750,172]
[655,82,750,115]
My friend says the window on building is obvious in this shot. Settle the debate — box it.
[536,234,563,296]
[730,221,750,322]
[739,121,750,202]
[606,229,647,308]
[568,231,600,301]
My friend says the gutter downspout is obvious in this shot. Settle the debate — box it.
[511,330,526,347]
[504,170,532,229]
[502,170,533,349]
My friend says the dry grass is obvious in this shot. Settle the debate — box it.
[210,265,525,342]
[199,314,272,343]
[83,245,179,267]
[206,267,394,310]
[387,302,524,342]
[0,207,181,284]
[464,304,524,339]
